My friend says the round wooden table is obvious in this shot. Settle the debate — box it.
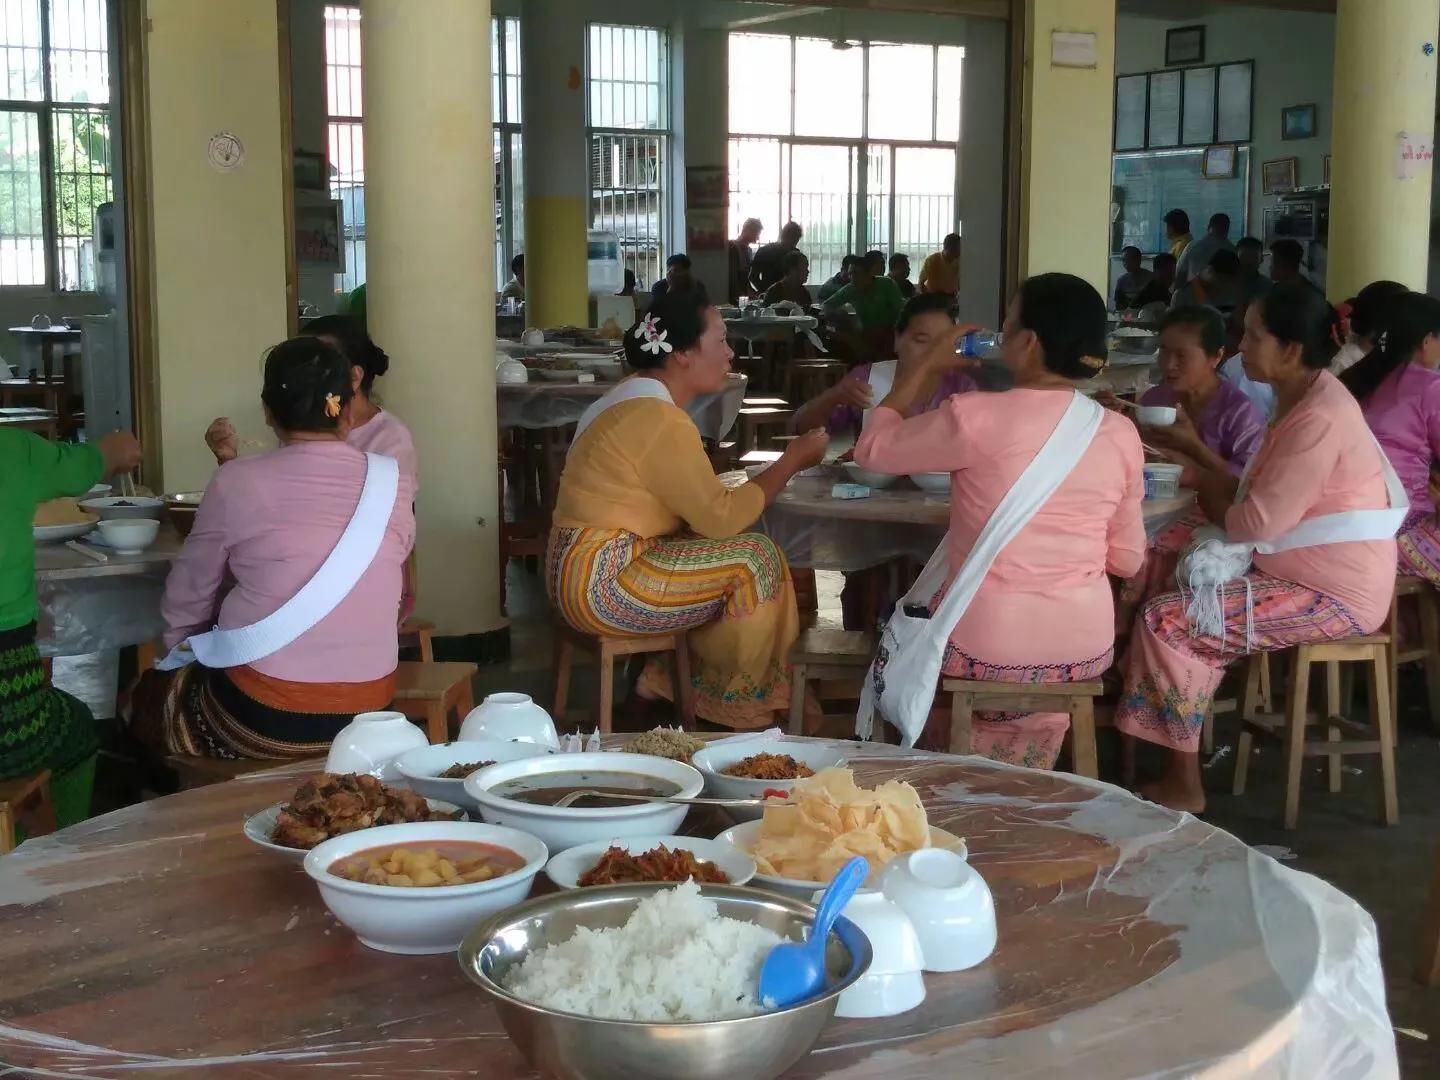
[0,739,1393,1077]
[761,475,1194,572]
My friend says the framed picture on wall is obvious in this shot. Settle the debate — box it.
[1282,103,1317,140]
[1262,157,1298,195]
[1165,25,1205,66]
[293,150,327,192]
[1202,144,1237,179]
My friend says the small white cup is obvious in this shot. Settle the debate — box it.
[1135,405,1177,427]
[458,693,560,748]
[879,847,997,973]
[816,889,926,1019]
[326,710,429,780]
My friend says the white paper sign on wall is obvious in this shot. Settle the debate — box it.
[207,132,245,172]
[1396,131,1434,180]
[1051,31,1098,69]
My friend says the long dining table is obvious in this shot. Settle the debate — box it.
[0,736,1394,1077]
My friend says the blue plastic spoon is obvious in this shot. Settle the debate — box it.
[758,855,869,1009]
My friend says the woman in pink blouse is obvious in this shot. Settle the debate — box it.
[134,338,416,760]
[1118,284,1397,813]
[1339,289,1440,581]
[855,273,1145,769]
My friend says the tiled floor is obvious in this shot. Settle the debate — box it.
[491,564,1440,1075]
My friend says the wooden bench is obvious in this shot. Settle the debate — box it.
[942,679,1104,779]
[552,622,692,734]
[390,661,477,743]
[0,771,57,854]
[1232,633,1397,830]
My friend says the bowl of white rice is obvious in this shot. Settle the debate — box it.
[458,880,871,1080]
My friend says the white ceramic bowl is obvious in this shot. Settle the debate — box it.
[714,819,968,900]
[95,518,159,554]
[325,711,429,781]
[879,847,997,972]
[496,358,529,384]
[304,821,548,954]
[543,834,757,890]
[243,797,464,863]
[690,741,848,823]
[464,752,704,852]
[80,495,165,521]
[1135,405,1176,426]
[394,739,557,810]
[908,472,950,495]
[840,462,899,490]
[459,693,560,748]
[816,889,927,1019]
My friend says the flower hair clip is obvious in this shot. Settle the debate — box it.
[633,313,673,357]
[324,393,342,418]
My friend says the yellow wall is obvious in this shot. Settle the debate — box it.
[1020,0,1116,297]
[143,0,290,493]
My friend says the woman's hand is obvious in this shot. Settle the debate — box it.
[98,431,142,478]
[1094,391,1129,414]
[781,427,831,472]
[1141,409,1203,457]
[205,417,238,465]
[828,374,874,411]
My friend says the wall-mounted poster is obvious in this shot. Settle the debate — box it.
[686,166,726,210]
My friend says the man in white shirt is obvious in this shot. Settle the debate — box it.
[1174,213,1234,288]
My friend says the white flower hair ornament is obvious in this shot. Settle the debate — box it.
[634,314,674,356]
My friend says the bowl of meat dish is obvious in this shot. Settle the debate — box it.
[305,820,549,954]
[457,880,871,1080]
[690,741,847,822]
[464,752,704,852]
[78,495,166,521]
[544,835,757,890]
[243,772,463,862]
[394,739,557,811]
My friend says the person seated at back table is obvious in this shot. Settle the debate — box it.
[1114,246,1155,311]
[548,289,830,729]
[649,253,708,306]
[750,221,804,297]
[1234,236,1270,311]
[888,253,916,299]
[1,428,141,826]
[1170,249,1244,318]
[919,234,961,298]
[131,338,416,761]
[763,250,812,309]
[1174,212,1233,288]
[823,250,906,360]
[1268,238,1311,288]
[816,254,857,303]
[501,253,525,301]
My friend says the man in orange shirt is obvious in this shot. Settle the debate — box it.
[918,233,961,298]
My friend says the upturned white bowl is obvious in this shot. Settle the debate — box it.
[464,752,703,852]
[326,710,428,781]
[879,847,997,972]
[814,889,926,1019]
[543,834,757,890]
[690,740,848,823]
[394,739,557,810]
[304,821,548,954]
[459,693,560,748]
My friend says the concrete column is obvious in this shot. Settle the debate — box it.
[143,0,289,493]
[959,16,1007,325]
[678,19,730,301]
[1328,0,1438,299]
[362,0,502,637]
[1017,0,1116,297]
[521,0,589,327]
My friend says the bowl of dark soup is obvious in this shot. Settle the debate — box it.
[464,752,704,851]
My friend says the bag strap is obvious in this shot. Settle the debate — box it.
[164,453,402,671]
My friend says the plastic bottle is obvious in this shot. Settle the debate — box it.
[956,330,1003,359]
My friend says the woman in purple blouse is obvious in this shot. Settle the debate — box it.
[1339,289,1440,581]
[1135,305,1266,477]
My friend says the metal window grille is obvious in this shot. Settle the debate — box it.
[727,34,962,285]
[0,0,111,291]
[586,23,669,288]
[493,15,521,286]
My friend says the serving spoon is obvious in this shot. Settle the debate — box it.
[759,855,869,1009]
[551,789,791,810]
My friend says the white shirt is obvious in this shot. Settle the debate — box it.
[1221,354,1276,421]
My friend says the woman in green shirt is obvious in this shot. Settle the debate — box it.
[2,428,141,826]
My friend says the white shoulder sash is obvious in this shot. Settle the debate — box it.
[157,452,401,671]
[570,376,674,451]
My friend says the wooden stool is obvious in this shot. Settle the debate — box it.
[1392,575,1440,728]
[1420,840,1440,986]
[942,680,1103,778]
[551,622,693,734]
[166,755,273,790]
[399,618,436,663]
[0,770,57,854]
[738,406,793,452]
[390,661,477,743]
[788,628,874,736]
[1232,633,1397,830]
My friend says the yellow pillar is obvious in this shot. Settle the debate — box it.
[1328,0,1438,299]
[142,0,290,493]
[521,0,590,327]
[1017,0,1117,297]
[362,0,502,636]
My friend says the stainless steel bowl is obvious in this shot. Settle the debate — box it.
[458,883,872,1080]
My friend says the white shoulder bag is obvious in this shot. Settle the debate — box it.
[857,392,1105,746]
[156,452,401,671]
